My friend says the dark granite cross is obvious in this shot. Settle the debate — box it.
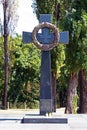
[22,14,69,115]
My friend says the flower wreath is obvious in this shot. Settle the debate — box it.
[32,22,60,51]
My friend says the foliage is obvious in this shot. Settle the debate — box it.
[60,0,87,113]
[0,0,19,109]
[72,95,79,113]
[0,0,86,109]
[32,0,66,74]
[51,44,65,76]
[0,35,41,108]
[0,37,4,101]
[61,2,87,73]
[8,37,40,105]
[32,0,87,110]
[56,65,69,107]
[32,0,55,18]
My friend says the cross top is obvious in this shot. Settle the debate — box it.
[38,14,52,44]
[22,14,69,49]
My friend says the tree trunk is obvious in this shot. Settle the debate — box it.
[52,71,56,112]
[65,72,78,114]
[78,70,87,113]
[2,35,8,109]
[51,2,59,112]
[2,1,9,109]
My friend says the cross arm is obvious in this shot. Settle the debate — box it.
[22,31,44,44]
[59,31,69,44]
[22,32,32,43]
[22,31,69,44]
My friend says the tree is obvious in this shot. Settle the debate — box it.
[32,0,65,111]
[32,0,87,113]
[0,37,4,101]
[78,70,87,113]
[71,0,87,114]
[8,38,40,108]
[32,0,55,19]
[0,0,18,109]
[61,0,87,113]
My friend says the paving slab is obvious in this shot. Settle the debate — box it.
[59,114,87,130]
[0,109,87,130]
[0,123,71,130]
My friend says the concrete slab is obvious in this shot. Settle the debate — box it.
[0,124,71,130]
[0,109,87,130]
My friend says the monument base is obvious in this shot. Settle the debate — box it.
[21,116,68,124]
[40,99,52,115]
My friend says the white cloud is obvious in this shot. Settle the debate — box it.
[15,0,38,35]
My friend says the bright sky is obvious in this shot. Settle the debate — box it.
[15,0,38,35]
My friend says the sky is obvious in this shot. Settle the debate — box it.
[15,0,38,35]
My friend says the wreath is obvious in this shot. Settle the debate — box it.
[32,22,60,51]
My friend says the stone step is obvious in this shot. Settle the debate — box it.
[21,116,68,123]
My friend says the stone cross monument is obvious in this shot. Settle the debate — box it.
[22,14,69,115]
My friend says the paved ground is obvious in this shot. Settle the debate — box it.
[0,108,87,130]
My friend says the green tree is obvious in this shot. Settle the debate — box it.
[8,37,40,108]
[0,0,19,109]
[61,0,87,113]
[32,0,66,111]
[32,0,87,113]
